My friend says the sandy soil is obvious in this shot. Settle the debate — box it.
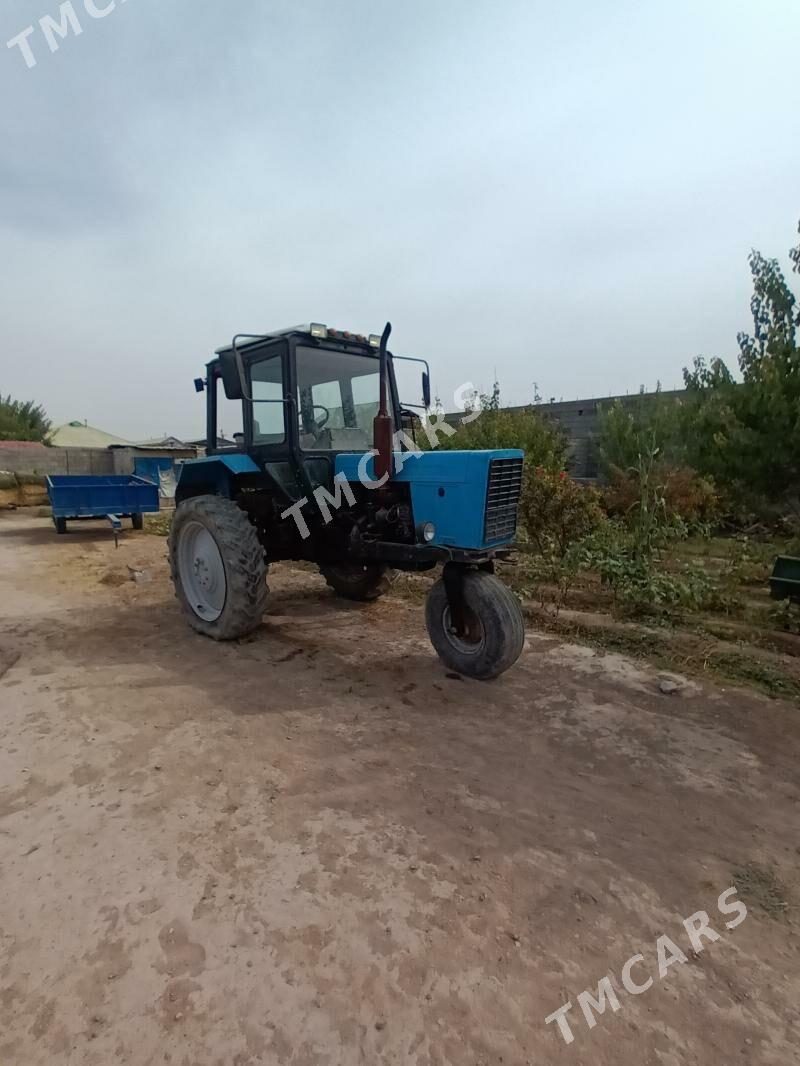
[0,511,798,1065]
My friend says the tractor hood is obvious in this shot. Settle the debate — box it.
[336,449,524,550]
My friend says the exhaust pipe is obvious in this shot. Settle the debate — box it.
[373,321,393,481]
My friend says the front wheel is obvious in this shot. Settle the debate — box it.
[320,562,396,602]
[425,570,525,680]
[168,495,269,640]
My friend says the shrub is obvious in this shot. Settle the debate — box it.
[581,521,724,618]
[436,383,568,471]
[596,394,686,476]
[519,466,605,559]
[603,464,719,527]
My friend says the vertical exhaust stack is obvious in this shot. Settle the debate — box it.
[373,321,394,482]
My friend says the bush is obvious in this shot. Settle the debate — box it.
[580,522,723,618]
[603,464,719,527]
[596,394,687,476]
[519,466,605,559]
[436,383,568,471]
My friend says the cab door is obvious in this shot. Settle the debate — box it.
[245,342,301,502]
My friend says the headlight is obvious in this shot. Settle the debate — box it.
[419,522,436,543]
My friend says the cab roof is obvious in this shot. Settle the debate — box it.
[215,324,375,357]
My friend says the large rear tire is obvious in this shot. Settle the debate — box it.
[131,512,144,531]
[169,495,268,640]
[425,570,525,680]
[320,562,396,602]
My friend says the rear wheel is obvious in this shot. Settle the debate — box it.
[54,516,67,535]
[425,570,525,680]
[320,562,396,602]
[131,512,144,530]
[169,495,268,640]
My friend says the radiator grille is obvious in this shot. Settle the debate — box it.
[484,457,524,543]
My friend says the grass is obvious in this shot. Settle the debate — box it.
[144,513,173,537]
[711,652,800,701]
[518,596,800,703]
[731,862,791,920]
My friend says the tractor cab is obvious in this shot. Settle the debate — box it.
[172,322,526,680]
[202,324,420,496]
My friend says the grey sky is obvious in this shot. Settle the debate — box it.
[1,0,798,439]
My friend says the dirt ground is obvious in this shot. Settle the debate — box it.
[0,511,798,1066]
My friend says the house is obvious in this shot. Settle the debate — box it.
[48,421,133,448]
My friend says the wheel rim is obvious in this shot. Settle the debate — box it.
[441,604,485,656]
[178,521,227,622]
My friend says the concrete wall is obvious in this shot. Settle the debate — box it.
[533,391,684,478]
[445,389,685,479]
[0,444,196,478]
[0,445,115,477]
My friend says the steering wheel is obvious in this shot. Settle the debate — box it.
[312,404,330,430]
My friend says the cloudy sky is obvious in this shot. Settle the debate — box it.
[1,0,798,440]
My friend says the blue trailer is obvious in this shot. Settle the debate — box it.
[46,475,160,537]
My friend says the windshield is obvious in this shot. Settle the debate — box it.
[296,346,385,452]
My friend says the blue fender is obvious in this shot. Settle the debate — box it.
[175,454,260,503]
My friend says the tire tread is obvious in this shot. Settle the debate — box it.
[169,496,268,640]
[425,571,525,680]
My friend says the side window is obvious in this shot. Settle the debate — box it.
[214,372,243,447]
[251,353,286,444]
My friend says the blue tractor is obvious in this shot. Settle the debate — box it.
[170,323,525,679]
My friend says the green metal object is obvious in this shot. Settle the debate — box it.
[769,556,800,602]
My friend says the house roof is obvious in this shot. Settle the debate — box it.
[135,435,189,449]
[48,421,134,448]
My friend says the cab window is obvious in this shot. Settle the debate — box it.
[250,352,286,444]
[295,345,381,451]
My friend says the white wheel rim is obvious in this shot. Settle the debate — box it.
[178,521,227,622]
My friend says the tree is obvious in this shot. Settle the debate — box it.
[596,389,686,476]
[681,221,800,510]
[0,396,52,442]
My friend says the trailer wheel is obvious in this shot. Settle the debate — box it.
[320,562,396,602]
[169,495,268,640]
[131,513,144,531]
[54,517,67,535]
[425,571,525,680]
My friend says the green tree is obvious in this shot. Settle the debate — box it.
[682,224,800,509]
[595,389,686,476]
[0,396,51,442]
